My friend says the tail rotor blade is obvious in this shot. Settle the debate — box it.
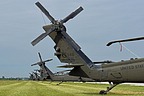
[31,26,55,46]
[35,2,55,24]
[31,33,47,46]
[38,52,43,62]
[61,6,83,24]
[31,63,38,66]
[44,58,53,63]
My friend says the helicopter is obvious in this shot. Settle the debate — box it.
[31,52,53,80]
[30,70,40,81]
[31,52,95,85]
[31,2,144,94]
[29,73,35,80]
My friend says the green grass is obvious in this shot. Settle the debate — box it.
[0,80,144,96]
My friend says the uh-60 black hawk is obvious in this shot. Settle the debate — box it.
[31,52,53,81]
[31,2,144,94]
[29,70,40,80]
[31,52,95,84]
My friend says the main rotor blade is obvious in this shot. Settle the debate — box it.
[107,36,144,46]
[61,31,81,51]
[35,2,55,24]
[93,60,113,64]
[61,6,83,24]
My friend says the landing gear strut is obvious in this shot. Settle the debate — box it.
[99,82,119,95]
[57,81,63,85]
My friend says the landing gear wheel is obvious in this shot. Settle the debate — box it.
[99,90,107,95]
[99,82,120,94]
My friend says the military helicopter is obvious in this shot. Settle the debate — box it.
[31,70,40,80]
[31,2,144,94]
[31,52,95,85]
[31,52,53,80]
[29,73,35,80]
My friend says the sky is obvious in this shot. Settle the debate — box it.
[0,0,144,77]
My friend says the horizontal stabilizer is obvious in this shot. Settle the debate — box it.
[57,64,83,68]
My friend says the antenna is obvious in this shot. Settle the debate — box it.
[120,43,140,58]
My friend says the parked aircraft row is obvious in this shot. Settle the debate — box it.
[30,1,144,94]
[30,52,95,85]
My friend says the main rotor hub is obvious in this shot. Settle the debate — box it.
[31,2,83,46]
[54,21,66,32]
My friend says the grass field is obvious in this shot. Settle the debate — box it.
[0,80,144,96]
